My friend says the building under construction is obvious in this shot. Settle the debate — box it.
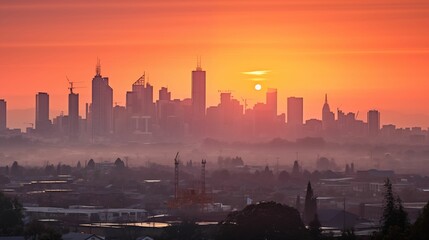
[168,152,212,212]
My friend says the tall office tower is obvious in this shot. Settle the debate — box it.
[287,97,303,126]
[126,73,155,134]
[266,88,278,117]
[91,60,113,136]
[191,59,206,122]
[0,99,6,132]
[322,94,335,130]
[367,110,380,137]
[126,73,154,116]
[35,92,51,133]
[159,87,171,101]
[68,87,79,139]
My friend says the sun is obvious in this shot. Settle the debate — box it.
[254,83,262,91]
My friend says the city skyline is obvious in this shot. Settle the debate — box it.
[2,60,429,132]
[2,1,429,129]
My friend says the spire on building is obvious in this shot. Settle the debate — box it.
[196,56,202,71]
[325,93,328,104]
[96,58,101,76]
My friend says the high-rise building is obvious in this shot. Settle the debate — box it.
[287,97,303,126]
[0,99,6,132]
[126,73,155,134]
[322,94,335,130]
[159,87,171,101]
[91,60,113,136]
[68,89,79,139]
[36,92,51,133]
[367,110,380,137]
[266,88,277,117]
[191,60,206,121]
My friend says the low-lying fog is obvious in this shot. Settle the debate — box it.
[1,138,429,175]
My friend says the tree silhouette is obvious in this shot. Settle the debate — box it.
[0,191,23,236]
[87,159,95,169]
[410,200,429,240]
[218,201,309,240]
[304,181,318,224]
[114,158,125,170]
[308,214,322,240]
[379,178,409,239]
[24,220,61,240]
[10,161,22,177]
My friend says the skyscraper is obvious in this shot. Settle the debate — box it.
[287,97,303,126]
[0,99,6,132]
[126,73,155,134]
[159,87,171,101]
[91,60,113,136]
[68,88,79,139]
[367,110,380,137]
[322,94,335,130]
[36,92,51,133]
[191,60,206,121]
[266,88,277,117]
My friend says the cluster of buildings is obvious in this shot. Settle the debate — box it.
[0,60,427,143]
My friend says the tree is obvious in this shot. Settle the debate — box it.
[308,214,322,240]
[114,158,125,170]
[379,178,409,238]
[304,181,318,224]
[0,191,23,236]
[410,200,429,240]
[10,161,22,177]
[218,201,309,240]
[24,220,62,240]
[87,159,95,169]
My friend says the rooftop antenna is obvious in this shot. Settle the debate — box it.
[196,56,202,71]
[96,58,101,76]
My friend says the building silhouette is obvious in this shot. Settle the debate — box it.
[367,110,380,137]
[126,73,155,134]
[322,94,335,131]
[68,88,79,140]
[35,92,51,133]
[287,97,303,126]
[266,88,277,117]
[0,99,6,132]
[159,87,171,101]
[191,59,206,133]
[91,60,113,136]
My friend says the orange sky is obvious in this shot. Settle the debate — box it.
[1,0,429,129]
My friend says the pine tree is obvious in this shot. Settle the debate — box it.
[304,181,318,224]
[309,214,322,240]
[380,178,410,236]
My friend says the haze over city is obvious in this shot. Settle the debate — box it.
[2,0,429,129]
[1,1,429,240]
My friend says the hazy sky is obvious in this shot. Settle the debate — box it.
[1,0,429,128]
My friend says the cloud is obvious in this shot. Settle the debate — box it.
[242,70,271,76]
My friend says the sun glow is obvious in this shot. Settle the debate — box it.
[255,83,262,91]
